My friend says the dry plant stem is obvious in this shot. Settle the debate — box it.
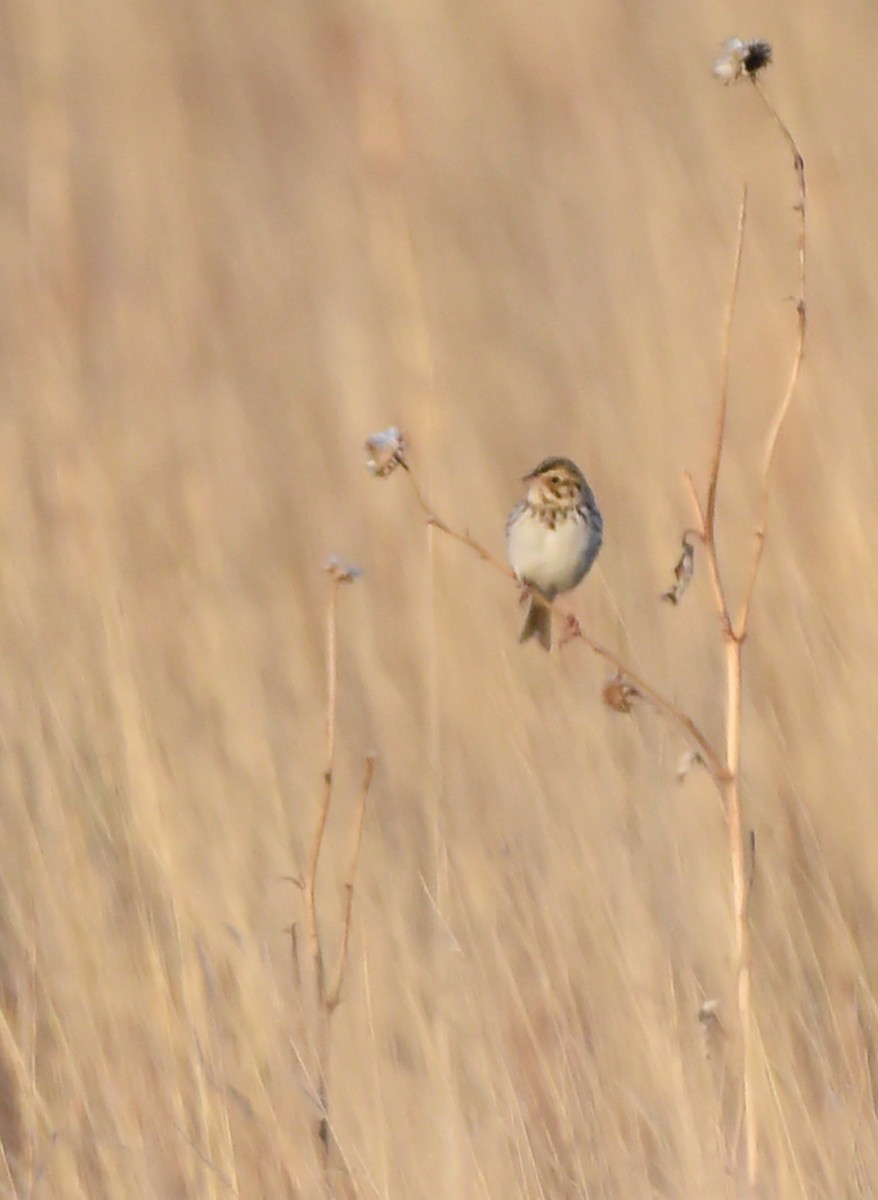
[724,635,755,1189]
[693,473,756,1185]
[685,192,758,1191]
[327,754,376,1013]
[428,514,517,580]
[305,575,344,1012]
[404,467,517,581]
[404,466,727,782]
[302,574,373,1188]
[303,574,343,1178]
[703,185,749,631]
[686,90,806,1184]
[737,80,807,632]
[736,86,804,1190]
[751,79,807,479]
[706,186,747,537]
[577,627,729,781]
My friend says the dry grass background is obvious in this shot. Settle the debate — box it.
[3,0,878,1195]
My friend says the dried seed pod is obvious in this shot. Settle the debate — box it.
[325,556,363,584]
[713,38,773,84]
[662,535,695,605]
[603,673,639,714]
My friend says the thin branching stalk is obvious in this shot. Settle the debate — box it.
[681,180,757,1185]
[724,634,754,1185]
[300,566,374,1191]
[737,80,807,633]
[573,631,730,782]
[703,187,749,633]
[404,467,516,580]
[403,464,728,783]
[373,49,805,1199]
[682,77,807,1194]
[303,571,344,1179]
[684,192,757,1191]
[305,574,344,1014]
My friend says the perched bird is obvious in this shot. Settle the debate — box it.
[506,456,603,650]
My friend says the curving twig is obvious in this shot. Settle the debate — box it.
[703,186,749,633]
[737,80,807,634]
[402,464,728,783]
[299,564,375,1186]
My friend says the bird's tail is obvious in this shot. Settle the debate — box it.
[519,595,552,651]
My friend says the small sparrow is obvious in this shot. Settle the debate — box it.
[506,456,603,650]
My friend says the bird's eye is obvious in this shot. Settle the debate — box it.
[550,475,560,485]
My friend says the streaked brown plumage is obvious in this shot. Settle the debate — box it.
[506,457,603,650]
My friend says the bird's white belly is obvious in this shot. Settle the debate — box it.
[507,513,593,596]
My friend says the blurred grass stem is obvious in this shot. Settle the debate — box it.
[301,569,374,1191]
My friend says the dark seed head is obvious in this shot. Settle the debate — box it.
[742,40,772,76]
